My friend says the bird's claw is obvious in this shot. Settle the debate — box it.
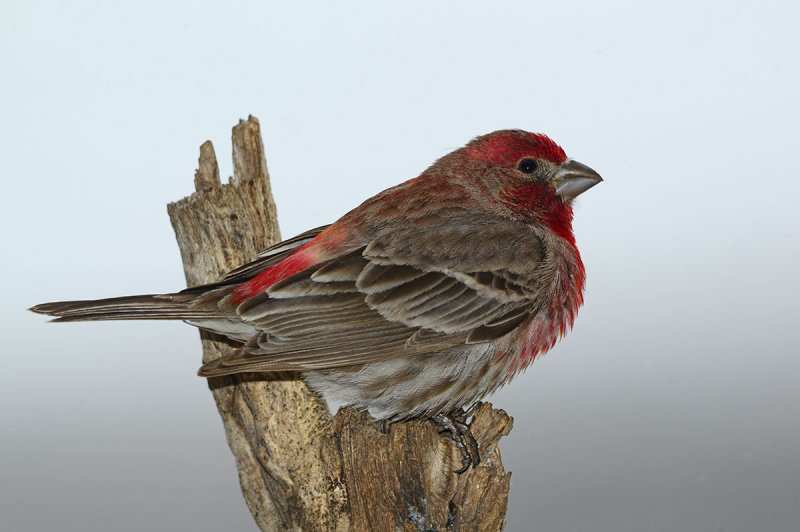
[433,407,482,473]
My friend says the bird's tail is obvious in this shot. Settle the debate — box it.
[29,292,223,322]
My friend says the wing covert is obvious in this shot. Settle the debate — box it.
[200,220,551,375]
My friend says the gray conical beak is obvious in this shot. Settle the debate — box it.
[553,159,603,201]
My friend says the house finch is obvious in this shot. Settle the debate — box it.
[31,129,601,470]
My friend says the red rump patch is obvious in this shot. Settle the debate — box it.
[230,225,351,305]
[466,130,567,167]
[231,244,318,304]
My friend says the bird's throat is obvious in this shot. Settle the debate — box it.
[501,182,576,245]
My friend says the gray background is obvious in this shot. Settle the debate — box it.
[2,1,799,531]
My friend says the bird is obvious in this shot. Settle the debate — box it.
[31,129,602,471]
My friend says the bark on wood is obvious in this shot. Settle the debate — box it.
[166,116,513,531]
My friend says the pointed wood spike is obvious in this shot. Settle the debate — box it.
[194,140,220,192]
[232,115,269,187]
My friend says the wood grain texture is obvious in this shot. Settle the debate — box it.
[166,116,513,531]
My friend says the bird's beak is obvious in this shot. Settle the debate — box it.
[553,159,603,201]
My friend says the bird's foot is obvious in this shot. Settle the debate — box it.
[433,408,481,473]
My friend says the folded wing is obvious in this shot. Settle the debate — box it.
[199,220,550,375]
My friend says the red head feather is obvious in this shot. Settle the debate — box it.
[466,130,567,167]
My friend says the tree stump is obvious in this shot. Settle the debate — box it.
[166,116,513,531]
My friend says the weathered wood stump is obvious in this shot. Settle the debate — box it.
[166,116,513,531]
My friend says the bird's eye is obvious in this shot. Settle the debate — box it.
[517,158,538,174]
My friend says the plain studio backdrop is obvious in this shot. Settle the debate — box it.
[2,2,799,531]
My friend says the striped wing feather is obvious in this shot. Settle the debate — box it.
[200,227,546,376]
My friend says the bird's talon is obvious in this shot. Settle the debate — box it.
[433,411,481,473]
[453,450,472,474]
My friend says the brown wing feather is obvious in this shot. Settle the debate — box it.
[199,221,551,376]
